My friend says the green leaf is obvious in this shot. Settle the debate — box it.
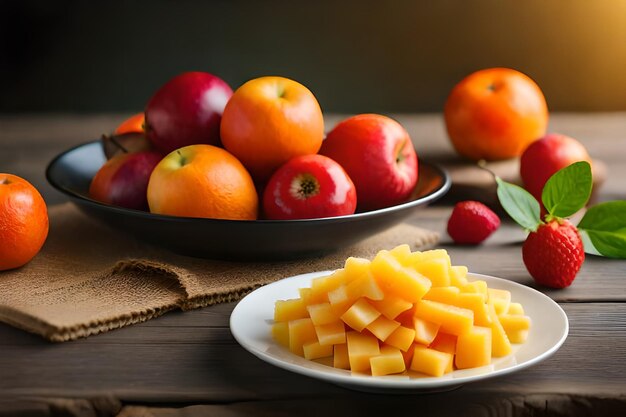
[496,177,542,231]
[542,161,592,218]
[578,201,626,258]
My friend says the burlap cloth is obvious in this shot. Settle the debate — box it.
[0,203,439,342]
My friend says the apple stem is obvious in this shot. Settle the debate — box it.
[477,159,497,180]
[177,150,188,167]
[106,134,129,154]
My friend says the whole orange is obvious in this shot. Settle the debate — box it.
[147,145,258,220]
[220,76,324,182]
[0,174,49,270]
[114,113,145,135]
[444,68,548,161]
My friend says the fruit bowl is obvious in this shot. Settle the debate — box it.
[46,141,450,261]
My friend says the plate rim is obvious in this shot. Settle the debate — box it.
[230,271,569,390]
[45,140,451,225]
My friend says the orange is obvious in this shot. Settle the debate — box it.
[114,113,145,135]
[444,68,548,161]
[147,144,258,220]
[220,76,324,182]
[0,174,49,270]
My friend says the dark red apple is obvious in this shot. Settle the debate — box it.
[263,154,357,220]
[520,133,592,202]
[145,72,233,154]
[89,151,163,211]
[320,114,418,211]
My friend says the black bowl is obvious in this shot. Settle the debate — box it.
[46,141,450,261]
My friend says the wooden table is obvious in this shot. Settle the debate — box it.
[1,114,625,416]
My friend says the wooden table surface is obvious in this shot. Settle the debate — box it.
[1,114,625,416]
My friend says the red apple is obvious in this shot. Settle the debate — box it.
[145,72,233,154]
[89,151,163,211]
[263,154,357,220]
[520,133,592,202]
[320,114,418,211]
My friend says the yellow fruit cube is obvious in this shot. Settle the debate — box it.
[499,314,532,333]
[409,249,452,267]
[366,315,401,342]
[452,293,492,327]
[343,257,371,281]
[370,296,413,320]
[413,317,440,345]
[487,304,512,357]
[414,258,451,287]
[327,284,355,316]
[414,300,474,336]
[410,345,453,377]
[488,288,511,316]
[272,322,289,348]
[449,265,469,287]
[346,331,380,372]
[506,302,525,316]
[333,343,350,369]
[461,280,488,300]
[455,326,492,369]
[288,318,318,356]
[507,329,529,344]
[310,270,347,300]
[314,320,346,346]
[389,244,412,265]
[307,302,338,326]
[274,298,308,322]
[384,325,416,352]
[429,332,457,355]
[370,250,431,303]
[370,345,406,376]
[303,341,333,360]
[341,298,381,331]
[346,271,384,301]
[298,287,327,306]
[423,286,460,304]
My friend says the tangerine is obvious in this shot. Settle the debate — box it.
[444,68,548,161]
[114,113,145,135]
[0,174,49,270]
[220,76,324,182]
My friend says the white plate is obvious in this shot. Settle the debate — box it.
[230,271,568,393]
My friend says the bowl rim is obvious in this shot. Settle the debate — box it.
[46,140,451,225]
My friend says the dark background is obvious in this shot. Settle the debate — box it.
[1,0,626,114]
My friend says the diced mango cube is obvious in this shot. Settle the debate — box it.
[389,244,412,265]
[343,257,371,281]
[455,326,492,369]
[499,314,532,333]
[298,287,327,306]
[414,300,474,336]
[452,293,492,327]
[488,288,511,316]
[274,298,308,322]
[414,258,451,287]
[346,331,380,372]
[288,318,318,356]
[366,315,401,342]
[409,249,452,267]
[272,322,289,348]
[370,296,413,320]
[346,271,384,301]
[341,298,381,331]
[303,341,333,360]
[370,250,431,303]
[333,343,350,369]
[314,320,346,346]
[461,280,488,300]
[507,329,529,344]
[370,345,406,376]
[410,345,453,377]
[327,284,355,316]
[384,325,416,352]
[310,270,347,300]
[413,317,440,345]
[423,286,460,304]
[487,304,512,357]
[449,265,469,287]
[307,302,339,326]
[506,302,525,316]
[429,332,457,355]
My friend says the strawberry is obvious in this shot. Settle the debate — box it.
[522,219,585,288]
[447,201,500,244]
